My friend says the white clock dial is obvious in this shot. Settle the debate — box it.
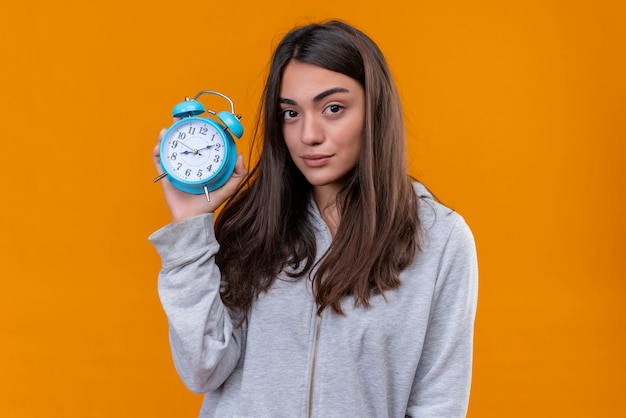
[162,119,226,182]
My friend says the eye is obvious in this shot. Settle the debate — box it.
[325,104,345,114]
[281,109,299,120]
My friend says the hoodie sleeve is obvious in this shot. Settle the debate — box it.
[406,215,479,418]
[149,214,243,394]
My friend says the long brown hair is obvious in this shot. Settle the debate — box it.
[215,20,420,320]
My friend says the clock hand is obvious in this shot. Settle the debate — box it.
[177,140,194,151]
[181,149,203,156]
[202,144,215,150]
[177,140,206,155]
[180,144,213,155]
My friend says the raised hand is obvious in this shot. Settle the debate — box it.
[153,127,247,224]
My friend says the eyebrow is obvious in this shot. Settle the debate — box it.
[279,87,350,106]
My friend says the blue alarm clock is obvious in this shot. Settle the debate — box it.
[155,90,243,199]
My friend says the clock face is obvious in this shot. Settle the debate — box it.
[161,118,226,183]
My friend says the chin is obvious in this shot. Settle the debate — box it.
[296,164,355,189]
[301,172,352,190]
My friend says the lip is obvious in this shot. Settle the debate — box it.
[301,154,332,167]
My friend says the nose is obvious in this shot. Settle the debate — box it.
[300,114,323,145]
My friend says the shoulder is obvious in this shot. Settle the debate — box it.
[408,183,478,303]
[412,182,475,252]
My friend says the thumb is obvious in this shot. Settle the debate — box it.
[206,154,248,206]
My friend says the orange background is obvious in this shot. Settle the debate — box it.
[1,0,624,416]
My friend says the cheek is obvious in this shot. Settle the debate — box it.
[347,141,362,167]
[282,128,297,153]
[339,123,364,162]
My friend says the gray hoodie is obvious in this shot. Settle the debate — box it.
[149,183,478,418]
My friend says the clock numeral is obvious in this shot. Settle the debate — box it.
[171,140,178,149]
[206,165,213,173]
[197,169,203,177]
[176,163,183,171]
[214,155,221,163]
[188,127,196,135]
[170,152,178,160]
[215,143,221,150]
[185,169,192,177]
[177,132,186,140]
[199,126,208,135]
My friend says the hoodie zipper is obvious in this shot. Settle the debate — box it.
[308,219,331,418]
[308,314,321,418]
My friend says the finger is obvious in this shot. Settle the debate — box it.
[153,128,168,171]
[217,155,248,195]
[157,127,167,144]
[232,154,247,177]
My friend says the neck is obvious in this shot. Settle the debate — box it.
[313,185,341,238]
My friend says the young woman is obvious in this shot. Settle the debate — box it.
[150,20,478,418]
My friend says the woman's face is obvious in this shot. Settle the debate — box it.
[279,60,365,199]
